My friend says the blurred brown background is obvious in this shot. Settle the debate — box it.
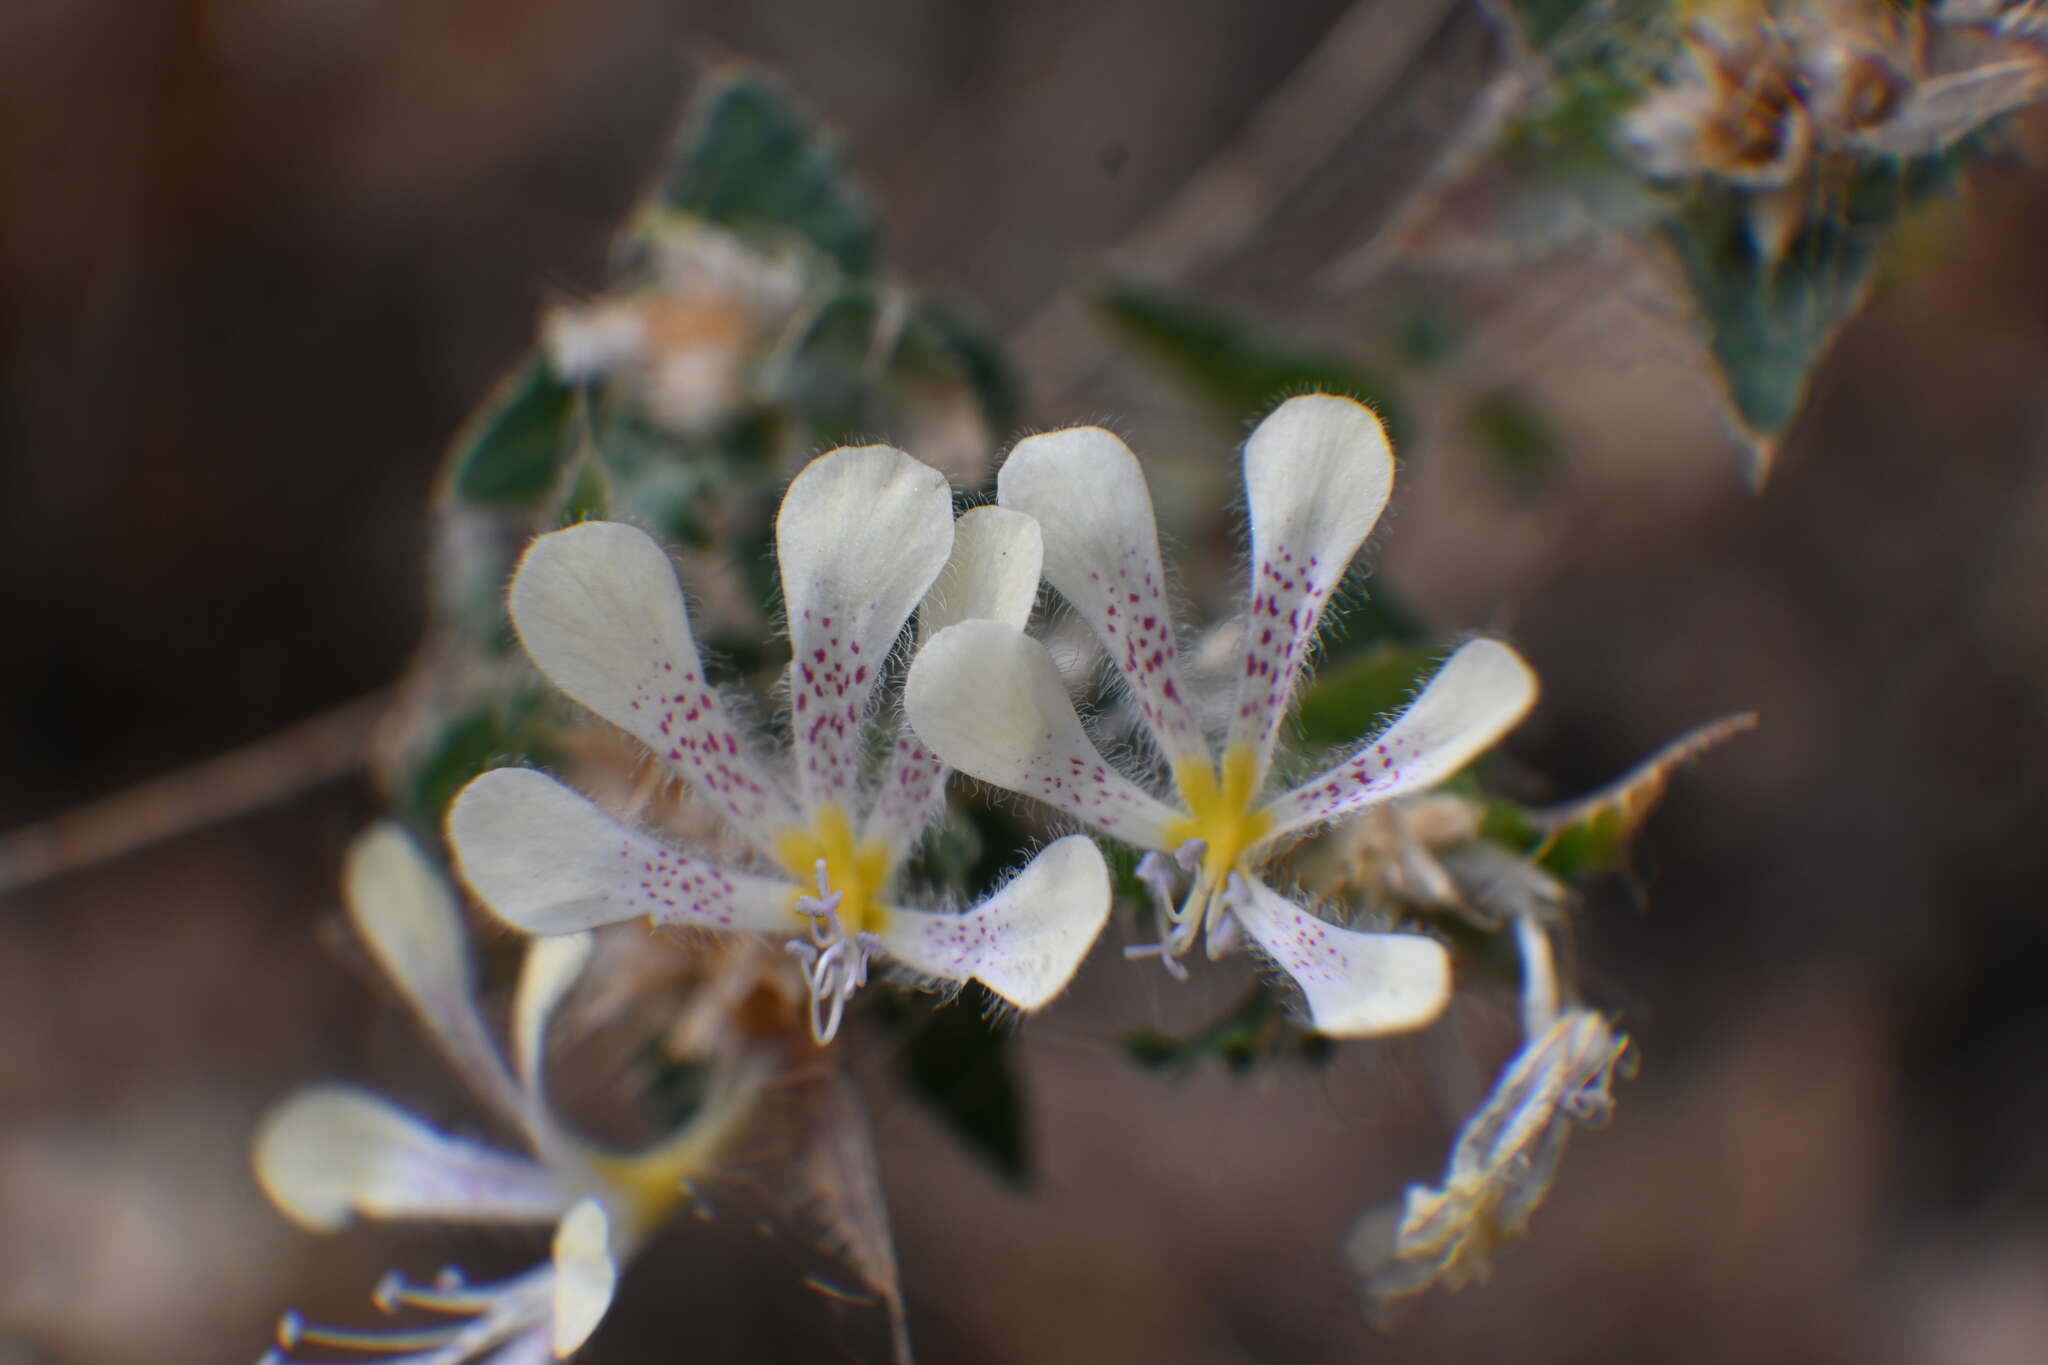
[6,2,2048,1362]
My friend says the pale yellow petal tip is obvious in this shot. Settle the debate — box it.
[552,1198,618,1356]
[1262,390,1389,437]
[780,442,949,519]
[252,1086,390,1233]
[515,932,596,1093]
[803,441,915,466]
[511,520,666,622]
[1462,637,1542,724]
[344,821,464,969]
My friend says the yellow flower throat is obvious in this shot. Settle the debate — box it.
[1164,744,1274,904]
[775,804,895,935]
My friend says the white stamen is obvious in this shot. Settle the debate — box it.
[1125,850,1190,977]
[1205,906,1242,959]
[785,858,885,1045]
[1122,938,1191,981]
[1134,850,1179,921]
[1123,839,1227,976]
[266,1263,552,1365]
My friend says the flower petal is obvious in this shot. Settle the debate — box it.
[448,767,798,936]
[905,619,1184,848]
[1229,395,1395,777]
[881,834,1111,1009]
[916,505,1045,639]
[777,445,955,812]
[1229,876,1450,1037]
[997,427,1207,770]
[551,1198,618,1357]
[253,1085,571,1232]
[1260,640,1538,844]
[344,823,527,1134]
[509,520,798,849]
[863,507,1047,855]
[513,933,595,1105]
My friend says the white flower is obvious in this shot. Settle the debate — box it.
[544,221,808,435]
[904,395,1538,1037]
[253,824,762,1364]
[1348,912,1628,1317]
[445,444,1112,1042]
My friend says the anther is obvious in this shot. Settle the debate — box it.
[787,858,881,1044]
[1123,939,1190,981]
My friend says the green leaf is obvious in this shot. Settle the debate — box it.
[1095,282,1408,447]
[914,805,987,900]
[590,408,723,548]
[1123,981,1332,1075]
[886,986,1028,1183]
[896,298,1024,434]
[555,450,612,526]
[1524,711,1756,879]
[398,691,557,828]
[1495,0,1676,75]
[663,72,880,276]
[1294,641,1443,749]
[446,355,578,505]
[1665,154,1963,472]
[1495,0,1609,51]
[782,283,888,441]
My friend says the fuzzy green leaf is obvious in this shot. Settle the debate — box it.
[663,73,880,276]
[446,355,579,505]
[1504,712,1756,879]
[781,284,888,443]
[1294,642,1443,749]
[1123,982,1332,1074]
[897,297,1023,434]
[1668,157,1961,461]
[555,451,612,526]
[398,691,556,828]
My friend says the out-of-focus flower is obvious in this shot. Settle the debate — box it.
[448,445,1111,1043]
[1624,27,1818,191]
[545,221,807,436]
[252,824,762,1363]
[1623,0,2048,260]
[1293,793,1488,920]
[1942,0,2048,43]
[1349,913,1628,1320]
[906,395,1538,1037]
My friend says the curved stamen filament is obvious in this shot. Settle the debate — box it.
[265,1265,551,1365]
[1124,838,1244,974]
[785,858,886,1044]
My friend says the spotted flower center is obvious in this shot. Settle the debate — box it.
[774,804,894,934]
[1165,745,1274,896]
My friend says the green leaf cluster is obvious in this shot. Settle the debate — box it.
[398,70,1017,830]
[662,72,881,277]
